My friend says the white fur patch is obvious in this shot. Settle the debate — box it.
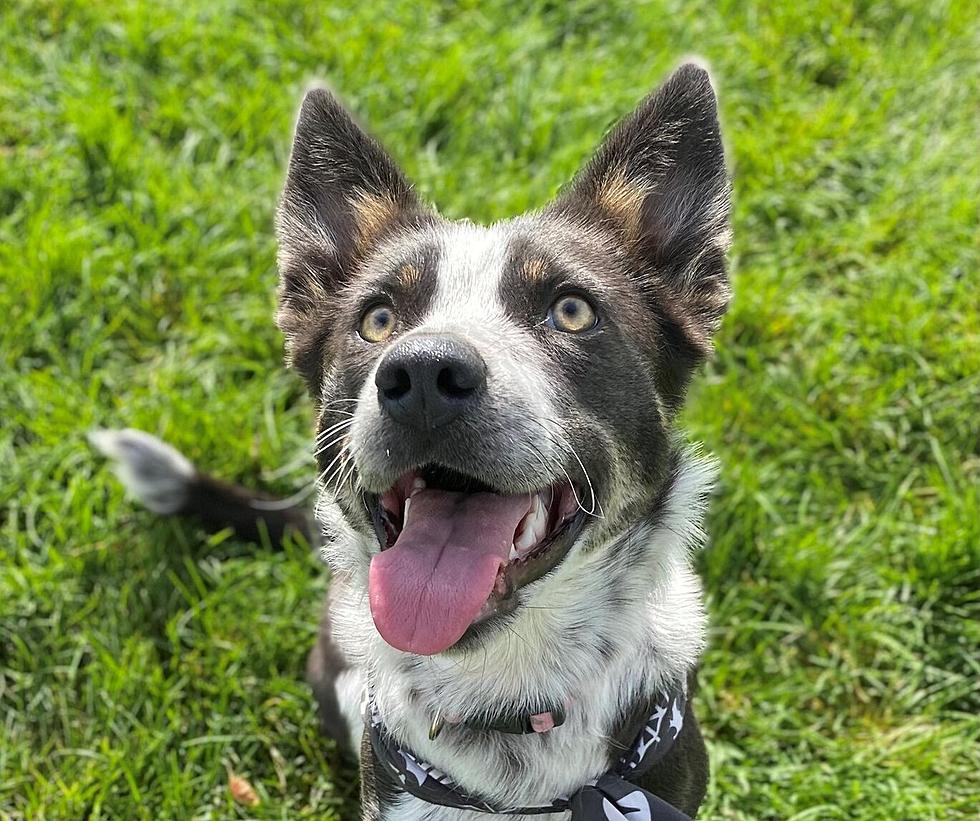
[427,221,509,324]
[430,223,560,432]
[88,428,194,514]
[335,666,368,756]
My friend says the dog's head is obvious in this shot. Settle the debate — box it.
[276,64,730,657]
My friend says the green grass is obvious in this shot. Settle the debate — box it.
[2,1,978,818]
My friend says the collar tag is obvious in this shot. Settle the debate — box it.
[430,702,567,736]
[529,711,556,733]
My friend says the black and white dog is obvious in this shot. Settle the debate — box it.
[93,62,731,820]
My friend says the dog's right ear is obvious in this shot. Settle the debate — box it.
[276,89,426,388]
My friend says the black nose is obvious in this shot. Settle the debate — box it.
[375,334,487,430]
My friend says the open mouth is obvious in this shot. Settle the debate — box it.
[365,465,586,655]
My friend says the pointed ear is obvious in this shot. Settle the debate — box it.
[551,63,732,353]
[276,89,428,387]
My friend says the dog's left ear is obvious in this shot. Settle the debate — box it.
[276,89,428,390]
[551,63,731,364]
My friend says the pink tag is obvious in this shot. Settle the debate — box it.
[529,711,556,733]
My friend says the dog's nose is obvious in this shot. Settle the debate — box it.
[375,334,487,430]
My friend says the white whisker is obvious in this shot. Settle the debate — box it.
[315,417,355,442]
[250,457,336,511]
[522,416,604,518]
[315,438,354,494]
[314,424,355,458]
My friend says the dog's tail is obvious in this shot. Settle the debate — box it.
[89,429,315,548]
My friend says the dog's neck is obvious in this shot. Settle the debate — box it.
[324,448,713,808]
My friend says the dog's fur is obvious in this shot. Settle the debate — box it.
[94,63,731,820]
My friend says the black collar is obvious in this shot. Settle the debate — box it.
[429,702,567,738]
[370,684,691,820]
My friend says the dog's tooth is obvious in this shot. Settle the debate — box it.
[411,477,426,496]
[513,494,547,556]
[530,493,546,535]
[402,496,412,526]
[509,543,519,561]
[515,507,531,537]
[512,492,552,557]
[514,517,526,540]
[525,498,537,528]
[514,526,537,555]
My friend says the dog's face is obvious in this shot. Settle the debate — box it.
[276,65,730,657]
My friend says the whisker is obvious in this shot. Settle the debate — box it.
[314,430,353,457]
[315,417,355,442]
[522,416,604,518]
[502,621,531,651]
[316,439,354,493]
[345,455,362,497]
[320,398,361,408]
[261,449,315,481]
[555,430,602,517]
[313,425,355,458]
[335,453,360,497]
[250,457,336,511]
[317,410,355,436]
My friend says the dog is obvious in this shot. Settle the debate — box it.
[92,61,731,820]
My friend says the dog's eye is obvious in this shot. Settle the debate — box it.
[549,294,597,333]
[359,303,396,343]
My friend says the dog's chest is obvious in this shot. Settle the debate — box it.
[368,654,645,821]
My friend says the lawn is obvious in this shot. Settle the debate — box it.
[2,1,979,818]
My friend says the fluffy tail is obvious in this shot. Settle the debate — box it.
[89,429,315,548]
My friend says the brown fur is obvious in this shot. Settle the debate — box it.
[594,167,650,241]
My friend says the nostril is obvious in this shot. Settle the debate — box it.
[436,366,477,399]
[376,335,486,428]
[383,367,412,401]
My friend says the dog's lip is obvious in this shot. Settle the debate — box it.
[477,505,587,615]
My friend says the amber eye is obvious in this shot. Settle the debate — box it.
[359,303,396,343]
[549,294,597,333]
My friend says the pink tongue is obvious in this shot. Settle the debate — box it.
[369,488,532,655]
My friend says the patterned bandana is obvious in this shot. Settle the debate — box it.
[369,686,691,821]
